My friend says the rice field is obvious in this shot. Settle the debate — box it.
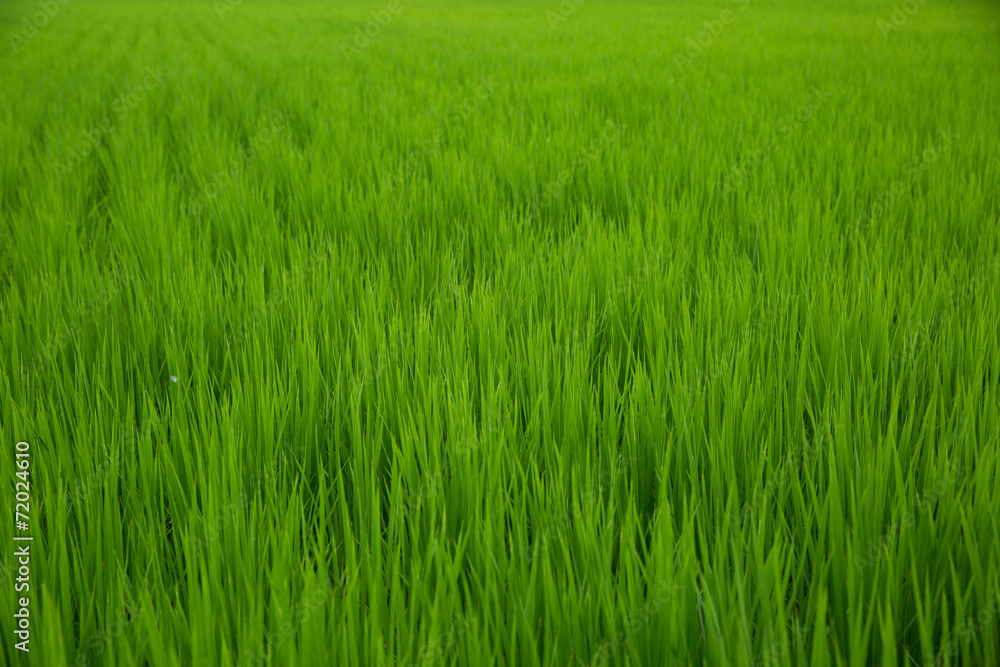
[1,0,999,665]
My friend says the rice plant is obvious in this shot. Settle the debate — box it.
[1,0,998,665]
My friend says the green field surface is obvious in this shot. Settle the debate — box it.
[1,0,999,665]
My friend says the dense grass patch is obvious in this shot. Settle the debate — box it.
[1,0,999,665]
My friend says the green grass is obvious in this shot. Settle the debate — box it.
[1,0,999,665]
